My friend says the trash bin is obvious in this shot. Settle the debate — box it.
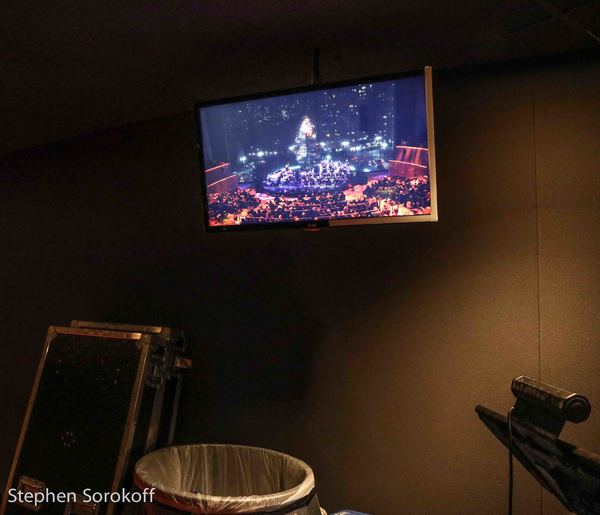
[134,444,326,515]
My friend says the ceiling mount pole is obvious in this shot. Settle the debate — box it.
[312,47,322,86]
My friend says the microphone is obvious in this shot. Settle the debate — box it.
[511,375,591,424]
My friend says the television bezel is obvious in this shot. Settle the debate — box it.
[195,66,438,232]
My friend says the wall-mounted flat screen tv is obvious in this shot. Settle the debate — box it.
[196,67,437,231]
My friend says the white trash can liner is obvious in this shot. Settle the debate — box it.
[134,444,318,514]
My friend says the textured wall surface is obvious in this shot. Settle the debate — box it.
[0,57,598,514]
[534,61,600,515]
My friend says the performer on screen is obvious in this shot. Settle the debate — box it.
[293,116,315,168]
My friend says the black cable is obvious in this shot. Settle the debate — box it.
[508,407,514,515]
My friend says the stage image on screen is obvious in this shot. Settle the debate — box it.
[198,73,434,228]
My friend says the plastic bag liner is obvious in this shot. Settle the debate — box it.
[134,444,321,514]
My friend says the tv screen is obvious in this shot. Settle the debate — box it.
[196,67,437,231]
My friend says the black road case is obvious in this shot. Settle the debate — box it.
[1,322,188,515]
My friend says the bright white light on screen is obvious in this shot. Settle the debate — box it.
[239,156,247,163]
[341,141,350,147]
[257,151,265,157]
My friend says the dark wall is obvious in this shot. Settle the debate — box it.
[535,61,600,515]
[1,58,599,515]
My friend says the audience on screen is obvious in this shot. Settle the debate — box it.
[207,190,259,224]
[207,175,430,225]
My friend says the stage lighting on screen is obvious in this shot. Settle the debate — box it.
[195,67,437,231]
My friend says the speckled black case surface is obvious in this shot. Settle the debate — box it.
[4,331,147,515]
